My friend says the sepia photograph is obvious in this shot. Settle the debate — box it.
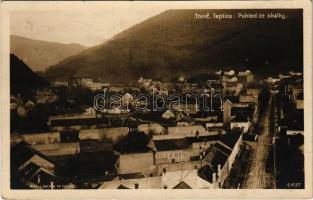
[0,1,312,199]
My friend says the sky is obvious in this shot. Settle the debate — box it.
[10,8,166,47]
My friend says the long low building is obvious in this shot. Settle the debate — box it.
[32,140,113,156]
[198,129,243,188]
[99,169,212,189]
[19,127,130,145]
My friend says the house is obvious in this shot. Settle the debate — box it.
[153,138,193,164]
[153,134,221,165]
[162,169,212,189]
[167,125,208,137]
[175,111,187,121]
[266,77,281,84]
[223,99,255,125]
[199,130,242,187]
[206,73,222,85]
[79,139,113,153]
[99,176,162,189]
[11,141,55,175]
[219,129,243,171]
[162,109,176,119]
[173,103,199,115]
[80,78,108,91]
[188,134,222,151]
[238,70,253,83]
[226,76,238,83]
[206,83,225,96]
[289,71,303,76]
[80,127,129,143]
[155,160,202,176]
[117,152,155,176]
[24,100,35,110]
[121,93,134,106]
[230,115,251,133]
[225,82,243,96]
[181,83,201,94]
[10,96,19,110]
[60,130,79,143]
[198,165,219,188]
[278,110,304,136]
[231,104,255,118]
[84,107,96,115]
[32,142,80,156]
[194,115,219,123]
[176,115,195,126]
[292,91,303,110]
[100,169,212,189]
[19,162,72,189]
[198,143,232,188]
[239,94,258,105]
[35,90,58,104]
[223,70,235,77]
[22,132,60,145]
[52,81,69,87]
[137,123,166,135]
[48,114,107,131]
[223,99,234,124]
[199,116,224,130]
[108,84,125,93]
[246,86,260,97]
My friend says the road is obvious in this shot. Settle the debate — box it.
[243,94,276,189]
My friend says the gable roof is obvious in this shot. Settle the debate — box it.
[11,141,53,168]
[173,181,192,189]
[214,142,232,155]
[19,162,41,180]
[117,184,130,189]
[204,147,229,171]
[198,165,215,183]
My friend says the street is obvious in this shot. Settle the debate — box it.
[242,94,276,189]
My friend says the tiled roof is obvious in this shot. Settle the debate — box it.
[220,129,242,149]
[198,165,215,183]
[214,142,232,155]
[204,147,229,171]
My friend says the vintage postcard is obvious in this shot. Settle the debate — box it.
[0,1,312,199]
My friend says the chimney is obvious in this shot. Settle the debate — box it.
[218,164,221,175]
[196,131,200,139]
[37,175,41,185]
[134,183,139,189]
[212,173,217,183]
[162,168,166,175]
[50,181,54,190]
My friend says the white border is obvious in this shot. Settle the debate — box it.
[1,1,312,199]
